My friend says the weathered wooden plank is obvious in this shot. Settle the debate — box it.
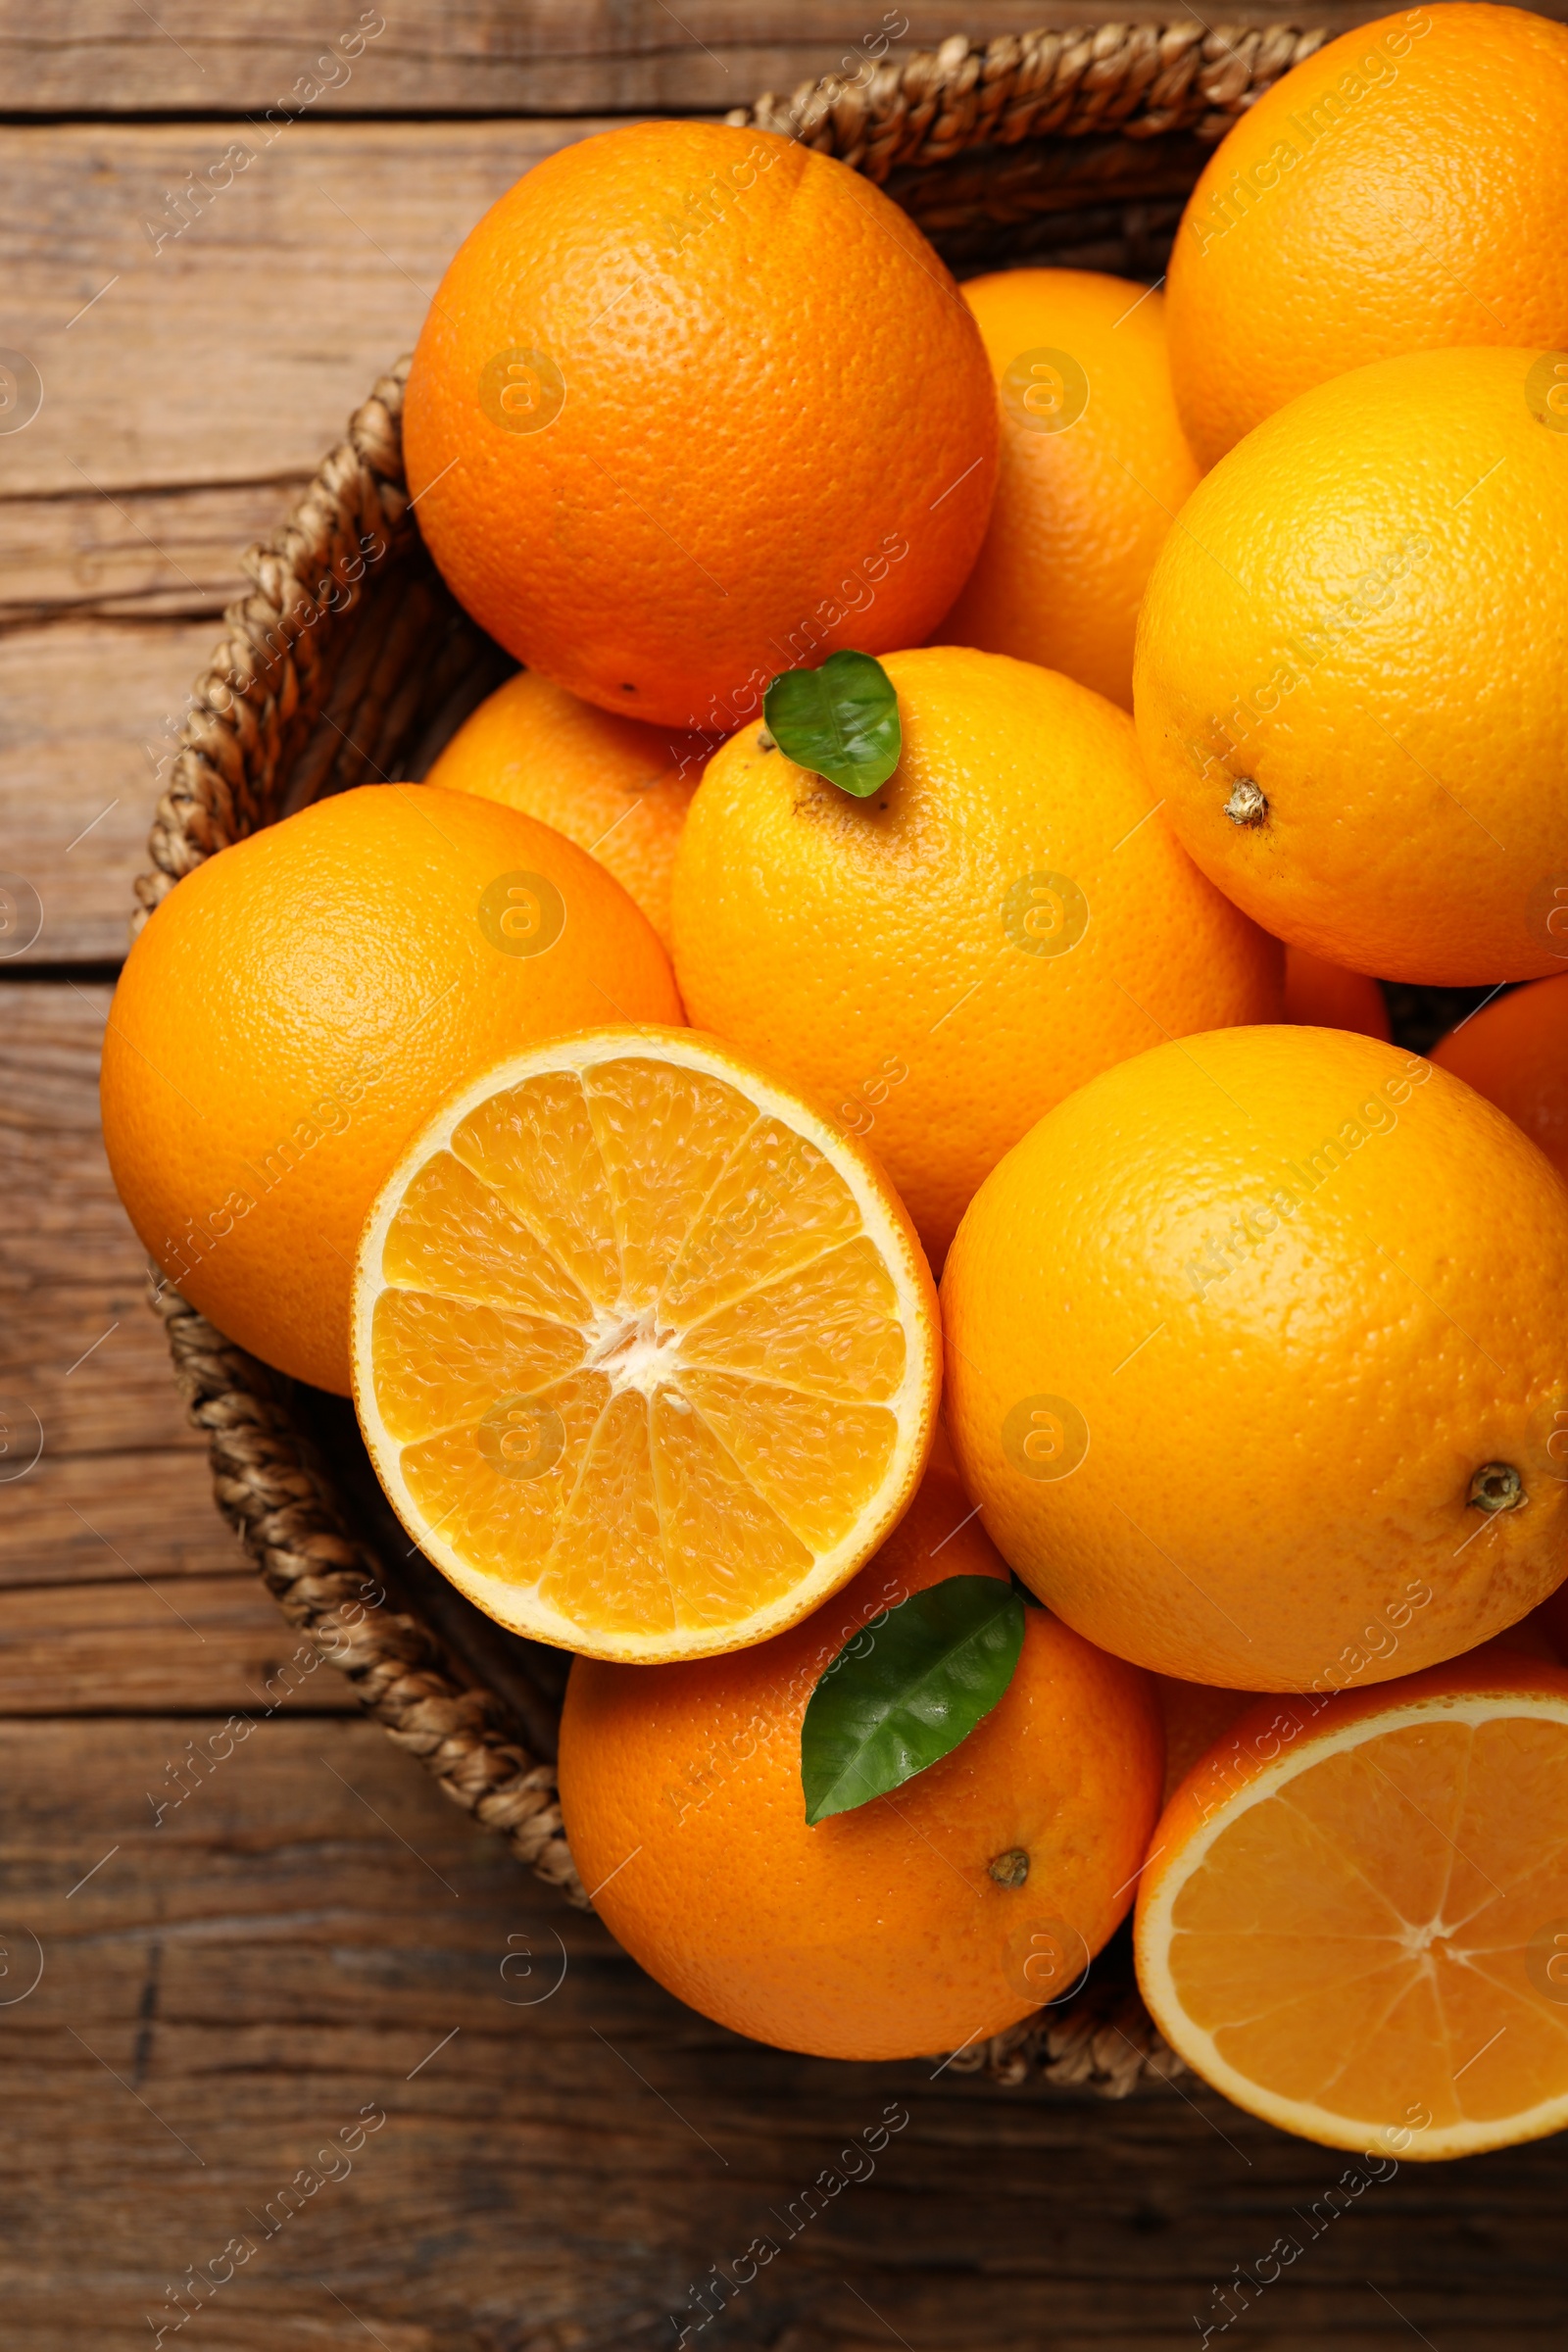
[0,983,243,1611]
[3,1718,1567,2351]
[0,978,112,1153]
[0,627,214,968]
[0,478,308,627]
[4,121,601,499]
[0,1574,359,1713]
[1,2,1464,119]
[7,1283,204,1460]
[0,986,187,1443]
[0,1446,261,1593]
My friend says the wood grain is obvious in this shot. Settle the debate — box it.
[3,1446,273,1593]
[3,2,1489,119]
[0,986,356,1716]
[0,479,310,627]
[0,1577,361,1714]
[0,622,221,967]
[0,988,251,1618]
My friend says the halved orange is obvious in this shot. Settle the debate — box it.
[352,1027,939,1661]
[1136,1657,1568,2157]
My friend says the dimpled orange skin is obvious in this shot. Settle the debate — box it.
[1134,348,1568,987]
[1165,3,1568,466]
[424,670,711,948]
[1432,977,1568,1186]
[1284,945,1390,1041]
[938,269,1200,710]
[558,1466,1163,2061]
[403,122,998,732]
[671,645,1281,1267]
[99,786,680,1395]
[942,1025,1568,1691]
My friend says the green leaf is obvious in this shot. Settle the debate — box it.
[762,650,902,799]
[801,1576,1026,1825]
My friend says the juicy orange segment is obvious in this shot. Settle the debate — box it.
[1136,1661,1568,2158]
[352,1027,939,1660]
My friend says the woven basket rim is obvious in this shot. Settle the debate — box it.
[135,18,1330,2099]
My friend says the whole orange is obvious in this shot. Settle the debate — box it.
[558,1465,1162,2060]
[1166,2,1568,465]
[1134,347,1568,986]
[403,122,998,732]
[424,670,710,948]
[942,1024,1568,1691]
[1432,977,1568,1183]
[100,785,680,1394]
[1283,945,1390,1041]
[671,645,1280,1266]
[938,268,1200,710]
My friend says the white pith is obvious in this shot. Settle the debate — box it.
[351,1026,937,1663]
[1136,1689,1568,2159]
[583,1305,683,1397]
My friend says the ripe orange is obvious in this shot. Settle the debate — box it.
[938,268,1200,710]
[404,121,998,731]
[942,1024,1568,1690]
[671,645,1280,1266]
[352,1027,939,1660]
[425,670,710,948]
[1134,348,1568,986]
[1166,2,1568,465]
[1283,945,1390,1041]
[100,786,679,1395]
[558,1464,1162,2059]
[1432,977,1568,1185]
[1137,1656,1568,2156]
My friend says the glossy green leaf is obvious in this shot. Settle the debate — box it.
[762,650,902,798]
[801,1576,1026,1825]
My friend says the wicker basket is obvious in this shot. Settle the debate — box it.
[135,21,1331,2098]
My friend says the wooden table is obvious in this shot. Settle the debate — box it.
[6,8,1568,2344]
